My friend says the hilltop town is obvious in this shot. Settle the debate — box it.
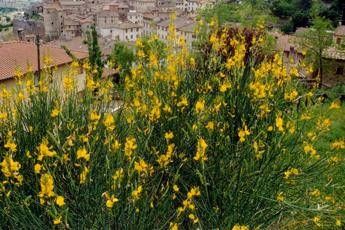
[10,0,215,47]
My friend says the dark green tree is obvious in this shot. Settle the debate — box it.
[109,42,135,85]
[85,25,104,80]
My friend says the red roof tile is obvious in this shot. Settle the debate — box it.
[0,41,88,81]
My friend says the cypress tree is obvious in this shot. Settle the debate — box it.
[85,25,103,80]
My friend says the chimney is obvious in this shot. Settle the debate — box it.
[17,28,24,41]
[342,3,345,25]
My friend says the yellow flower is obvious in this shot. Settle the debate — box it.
[303,143,318,158]
[80,166,89,184]
[336,219,342,227]
[313,216,321,227]
[238,125,250,142]
[103,113,115,131]
[163,104,172,113]
[4,140,17,152]
[55,195,65,206]
[124,137,137,160]
[283,168,300,180]
[275,116,284,132]
[37,139,56,161]
[164,131,174,141]
[194,138,208,162]
[39,173,55,198]
[219,81,231,92]
[112,140,121,151]
[134,159,153,176]
[76,148,90,161]
[188,213,199,224]
[86,76,96,90]
[53,216,62,225]
[300,113,311,120]
[34,163,42,174]
[90,111,100,122]
[329,100,341,109]
[330,140,345,150]
[1,155,21,178]
[157,144,175,167]
[169,222,179,230]
[0,112,8,120]
[63,77,74,91]
[177,96,188,108]
[249,82,266,99]
[149,106,161,122]
[187,186,201,199]
[105,194,119,208]
[309,189,320,197]
[232,224,249,230]
[195,99,205,113]
[131,185,143,201]
[51,108,60,118]
[112,168,124,181]
[173,184,179,193]
[276,192,284,202]
[205,121,214,131]
[284,90,298,102]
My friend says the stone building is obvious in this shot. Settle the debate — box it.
[157,16,193,40]
[100,21,142,41]
[13,19,45,40]
[43,0,64,40]
[61,16,82,40]
[334,25,345,46]
[322,24,345,86]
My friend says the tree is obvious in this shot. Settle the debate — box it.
[85,25,103,80]
[297,17,333,87]
[109,42,135,82]
[320,0,343,26]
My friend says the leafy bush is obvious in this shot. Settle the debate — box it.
[0,22,343,229]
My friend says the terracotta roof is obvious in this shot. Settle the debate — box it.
[43,3,63,10]
[324,47,345,60]
[102,21,143,29]
[334,25,345,36]
[0,41,88,81]
[178,22,196,33]
[157,17,194,28]
[47,36,88,52]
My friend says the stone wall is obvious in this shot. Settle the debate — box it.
[12,18,45,38]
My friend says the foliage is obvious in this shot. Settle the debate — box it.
[296,17,334,87]
[200,1,275,27]
[272,0,344,32]
[85,25,104,80]
[109,42,135,81]
[0,21,344,229]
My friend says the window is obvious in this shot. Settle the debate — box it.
[336,67,344,75]
[336,37,342,45]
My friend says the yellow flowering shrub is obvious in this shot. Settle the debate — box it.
[0,21,343,229]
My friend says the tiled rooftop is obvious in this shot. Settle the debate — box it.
[0,41,88,81]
